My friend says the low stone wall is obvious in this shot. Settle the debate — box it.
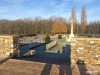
[0,35,19,56]
[71,38,100,65]
[46,41,57,50]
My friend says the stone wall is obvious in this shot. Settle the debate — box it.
[46,41,57,50]
[71,38,100,65]
[0,35,19,56]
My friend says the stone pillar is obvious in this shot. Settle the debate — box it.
[0,35,19,56]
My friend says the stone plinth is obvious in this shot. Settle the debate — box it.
[0,35,19,56]
[71,38,100,65]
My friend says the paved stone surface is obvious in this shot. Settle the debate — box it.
[0,59,100,75]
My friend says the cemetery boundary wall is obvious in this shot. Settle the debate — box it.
[71,38,100,65]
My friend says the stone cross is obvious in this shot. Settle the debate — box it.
[70,18,74,35]
[69,17,74,38]
[67,17,75,42]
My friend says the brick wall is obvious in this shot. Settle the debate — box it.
[0,35,19,56]
[71,38,100,65]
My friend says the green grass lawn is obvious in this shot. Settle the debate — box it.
[46,38,68,53]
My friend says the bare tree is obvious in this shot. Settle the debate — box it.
[71,5,77,34]
[52,21,67,34]
[81,5,87,34]
[0,16,100,35]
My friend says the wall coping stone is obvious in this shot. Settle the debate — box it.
[71,38,100,40]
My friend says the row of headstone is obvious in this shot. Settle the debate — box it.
[19,36,45,44]
[50,34,67,39]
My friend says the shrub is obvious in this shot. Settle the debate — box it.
[19,34,25,38]
[26,34,37,37]
[87,35,92,37]
[58,34,62,39]
[45,34,50,43]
